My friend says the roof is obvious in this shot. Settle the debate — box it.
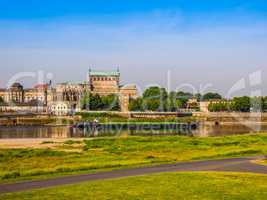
[34,84,48,89]
[10,82,23,89]
[89,70,120,77]
[120,84,137,89]
[57,82,87,85]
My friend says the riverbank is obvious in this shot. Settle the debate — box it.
[0,112,197,126]
[0,138,86,149]
[1,133,267,183]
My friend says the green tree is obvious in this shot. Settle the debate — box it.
[250,97,263,112]
[263,97,267,112]
[230,96,251,112]
[166,91,184,111]
[194,93,202,102]
[80,90,91,110]
[143,87,168,100]
[102,94,120,111]
[143,87,168,111]
[0,96,4,104]
[176,91,193,108]
[208,102,229,112]
[202,92,222,101]
[145,99,161,111]
[90,94,104,110]
[129,97,143,111]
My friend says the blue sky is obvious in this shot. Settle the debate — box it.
[0,0,267,96]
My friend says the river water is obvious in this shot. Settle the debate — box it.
[1,122,267,138]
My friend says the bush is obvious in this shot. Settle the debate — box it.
[2,171,21,180]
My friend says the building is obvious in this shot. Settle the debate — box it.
[0,68,138,114]
[47,82,88,114]
[89,69,138,112]
[186,98,199,110]
[0,83,48,105]
[48,101,71,116]
[119,84,138,112]
[89,69,120,96]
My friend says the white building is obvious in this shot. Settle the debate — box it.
[48,102,71,116]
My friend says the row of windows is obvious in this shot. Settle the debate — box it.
[91,77,117,81]
[25,96,44,101]
[51,106,67,110]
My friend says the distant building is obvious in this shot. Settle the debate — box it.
[48,101,71,116]
[0,83,48,105]
[186,98,199,110]
[89,69,138,112]
[89,69,120,96]
[0,68,138,114]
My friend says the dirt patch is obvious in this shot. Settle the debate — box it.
[0,138,87,151]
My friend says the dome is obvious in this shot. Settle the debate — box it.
[10,82,23,90]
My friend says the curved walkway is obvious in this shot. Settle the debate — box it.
[1,156,267,194]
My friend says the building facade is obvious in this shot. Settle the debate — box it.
[0,83,49,105]
[0,68,138,114]
[89,69,138,112]
[89,69,120,96]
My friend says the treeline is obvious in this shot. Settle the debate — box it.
[80,92,120,111]
[208,96,267,112]
[129,86,222,111]
[79,86,223,112]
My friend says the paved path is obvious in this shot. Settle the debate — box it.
[1,156,267,194]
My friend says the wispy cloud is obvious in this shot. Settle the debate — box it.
[0,10,266,95]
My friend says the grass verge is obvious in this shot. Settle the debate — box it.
[2,172,267,199]
[1,134,267,183]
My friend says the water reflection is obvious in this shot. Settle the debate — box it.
[0,124,193,139]
[1,122,267,139]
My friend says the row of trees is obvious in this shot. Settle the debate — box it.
[80,92,120,111]
[79,87,223,112]
[129,87,222,112]
[208,97,267,112]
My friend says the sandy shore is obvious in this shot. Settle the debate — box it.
[0,138,86,149]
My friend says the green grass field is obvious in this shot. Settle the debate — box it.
[2,172,267,200]
[1,134,267,183]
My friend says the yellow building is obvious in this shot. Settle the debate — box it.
[89,69,138,111]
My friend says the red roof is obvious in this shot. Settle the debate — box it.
[34,84,48,89]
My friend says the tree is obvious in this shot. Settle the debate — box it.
[0,96,4,104]
[144,99,161,111]
[230,96,251,112]
[102,94,120,111]
[129,97,143,111]
[202,92,222,101]
[250,97,263,112]
[80,90,91,110]
[143,87,168,100]
[208,102,229,112]
[194,93,202,102]
[165,91,184,111]
[143,87,168,111]
[90,94,104,110]
[176,91,193,108]
[263,97,267,112]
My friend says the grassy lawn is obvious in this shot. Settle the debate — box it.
[1,134,267,183]
[2,172,267,200]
